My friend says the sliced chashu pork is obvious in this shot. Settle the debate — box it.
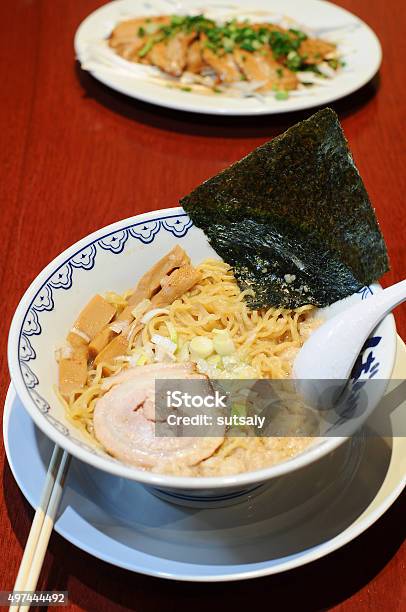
[108,16,170,61]
[299,38,336,65]
[186,40,205,73]
[94,363,224,469]
[234,48,298,91]
[202,39,242,83]
[148,31,197,76]
[101,362,196,391]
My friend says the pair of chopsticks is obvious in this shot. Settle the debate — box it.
[10,445,71,612]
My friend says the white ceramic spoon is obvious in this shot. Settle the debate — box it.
[293,279,406,406]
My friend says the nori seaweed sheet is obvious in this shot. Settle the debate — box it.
[180,108,389,309]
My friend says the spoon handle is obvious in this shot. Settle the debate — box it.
[363,279,406,317]
[337,279,406,343]
[293,279,406,382]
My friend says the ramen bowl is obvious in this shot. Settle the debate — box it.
[8,208,397,507]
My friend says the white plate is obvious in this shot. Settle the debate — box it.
[74,0,382,115]
[4,340,405,581]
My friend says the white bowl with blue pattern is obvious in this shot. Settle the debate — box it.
[8,208,397,507]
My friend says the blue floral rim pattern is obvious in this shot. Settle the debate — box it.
[18,213,193,456]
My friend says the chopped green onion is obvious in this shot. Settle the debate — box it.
[222,37,235,52]
[190,336,214,359]
[178,341,190,362]
[275,90,289,100]
[205,40,218,52]
[207,354,222,367]
[213,330,235,356]
[138,39,155,57]
[288,28,308,42]
[328,58,344,70]
[136,353,148,366]
[286,50,302,70]
[144,22,161,35]
[240,41,255,52]
[170,15,185,26]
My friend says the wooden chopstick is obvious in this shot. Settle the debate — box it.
[10,446,63,607]
[10,445,71,612]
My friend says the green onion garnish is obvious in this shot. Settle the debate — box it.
[138,39,154,57]
[275,90,289,100]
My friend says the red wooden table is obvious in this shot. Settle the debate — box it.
[0,1,405,610]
